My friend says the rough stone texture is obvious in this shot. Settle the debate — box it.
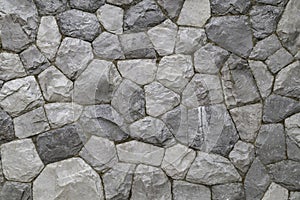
[210,0,251,15]
[96,4,123,34]
[173,180,211,200]
[0,52,26,81]
[34,0,68,15]
[106,0,133,5]
[0,109,15,145]
[285,113,300,149]
[0,181,32,200]
[157,0,184,19]
[70,0,105,12]
[212,183,245,200]
[286,135,300,162]
[256,0,288,6]
[290,192,300,200]
[265,48,294,74]
[33,158,104,200]
[262,182,289,200]
[250,34,281,60]
[1,139,44,182]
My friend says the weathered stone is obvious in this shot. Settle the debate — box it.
[119,32,156,59]
[0,76,44,117]
[177,0,210,27]
[157,54,194,93]
[157,0,184,19]
[79,136,117,172]
[148,19,178,56]
[34,0,68,15]
[145,82,180,117]
[131,164,171,200]
[117,59,156,85]
[290,192,300,200]
[173,180,211,200]
[0,53,26,81]
[186,152,241,185]
[36,124,83,164]
[0,181,32,200]
[102,163,135,200]
[250,34,281,60]
[266,48,294,73]
[250,5,283,39]
[14,107,50,139]
[256,0,288,6]
[286,135,300,162]
[262,182,288,200]
[161,144,196,179]
[230,103,262,142]
[44,103,83,128]
[96,4,123,34]
[1,139,44,182]
[106,0,133,5]
[245,158,271,200]
[38,66,73,102]
[285,113,300,161]
[210,0,251,15]
[194,43,229,74]
[124,0,166,32]
[212,183,245,200]
[206,16,253,58]
[37,16,62,61]
[175,27,207,54]
[33,158,104,200]
[116,140,164,166]
[55,37,93,80]
[182,74,223,107]
[0,109,14,145]
[70,0,104,12]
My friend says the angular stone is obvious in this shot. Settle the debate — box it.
[161,144,196,179]
[34,0,68,15]
[79,136,118,172]
[230,103,262,142]
[182,74,223,107]
[256,0,288,6]
[117,59,157,85]
[194,43,229,74]
[186,152,241,185]
[131,164,171,200]
[210,0,251,15]
[0,109,14,145]
[266,48,294,73]
[0,52,26,81]
[148,19,178,56]
[119,32,156,59]
[116,140,164,166]
[1,139,44,182]
[157,54,194,93]
[250,34,281,60]
[157,0,184,19]
[290,192,300,200]
[57,9,101,41]
[70,0,104,12]
[55,37,93,80]
[173,180,211,200]
[36,124,83,164]
[33,158,104,200]
[0,76,44,117]
[37,16,62,61]
[206,16,253,58]
[285,113,300,147]
[177,0,210,27]
[44,103,83,128]
[96,4,123,34]
[286,135,300,162]
[38,66,73,102]
[262,182,288,200]
[106,0,133,5]
[124,0,166,32]
[175,27,207,54]
[145,82,180,117]
[0,181,32,200]
[212,183,245,200]
[102,163,135,200]
[14,107,50,139]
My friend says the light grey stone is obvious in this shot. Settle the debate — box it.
[157,0,184,19]
[285,113,300,148]
[0,52,26,81]
[1,139,44,182]
[33,158,104,200]
[34,0,68,15]
[145,82,180,117]
[148,19,178,56]
[106,0,133,5]
[0,76,44,117]
[186,152,241,185]
[212,183,245,200]
[96,4,123,34]
[266,48,294,73]
[55,37,93,80]
[206,16,253,58]
[116,140,164,166]
[290,192,300,200]
[161,144,196,179]
[210,0,251,15]
[262,182,288,200]
[131,164,171,200]
[0,109,15,145]
[0,181,32,200]
[70,0,104,12]
[250,34,281,60]
[173,180,211,200]
[157,54,194,93]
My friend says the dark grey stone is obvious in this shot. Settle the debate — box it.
[0,109,14,145]
[0,181,32,200]
[210,0,251,15]
[212,183,245,200]
[255,0,288,6]
[157,0,184,19]
[36,124,83,164]
[34,0,68,15]
[57,9,101,41]
[70,0,104,12]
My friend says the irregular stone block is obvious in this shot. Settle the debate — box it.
[0,52,26,81]
[262,182,288,200]
[70,0,104,12]
[212,183,245,200]
[266,48,294,73]
[157,0,184,19]
[210,0,251,15]
[34,0,68,15]
[173,180,211,200]
[0,181,32,200]
[96,4,123,34]
[0,109,14,145]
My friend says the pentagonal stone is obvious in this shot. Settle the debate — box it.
[0,52,26,81]
[262,182,288,200]
[266,48,294,73]
[186,152,241,185]
[38,66,73,102]
[173,180,211,200]
[116,141,164,166]
[36,124,83,164]
[106,0,133,5]
[14,107,50,139]
[0,109,14,145]
[55,37,93,80]
[1,139,44,182]
[0,76,44,117]
[57,9,101,41]
[157,54,194,93]
[70,0,104,12]
[79,136,118,172]
[206,16,253,58]
[161,144,196,179]
[157,0,184,19]
[131,164,171,200]
[124,0,166,32]
[212,183,245,200]
[210,0,251,15]
[34,0,68,15]
[285,113,300,149]
[0,181,32,200]
[33,158,104,200]
[96,4,123,34]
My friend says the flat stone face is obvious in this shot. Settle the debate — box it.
[0,181,32,200]
[96,4,123,34]
[250,34,281,60]
[285,113,300,148]
[34,0,68,15]
[33,158,104,200]
[70,0,105,12]
[157,0,184,19]
[1,139,44,182]
[210,0,251,15]
[290,192,300,200]
[0,109,15,145]
[0,52,26,81]
[286,135,300,162]
[212,183,245,200]
[173,180,211,200]
[262,182,288,200]
[266,48,294,73]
